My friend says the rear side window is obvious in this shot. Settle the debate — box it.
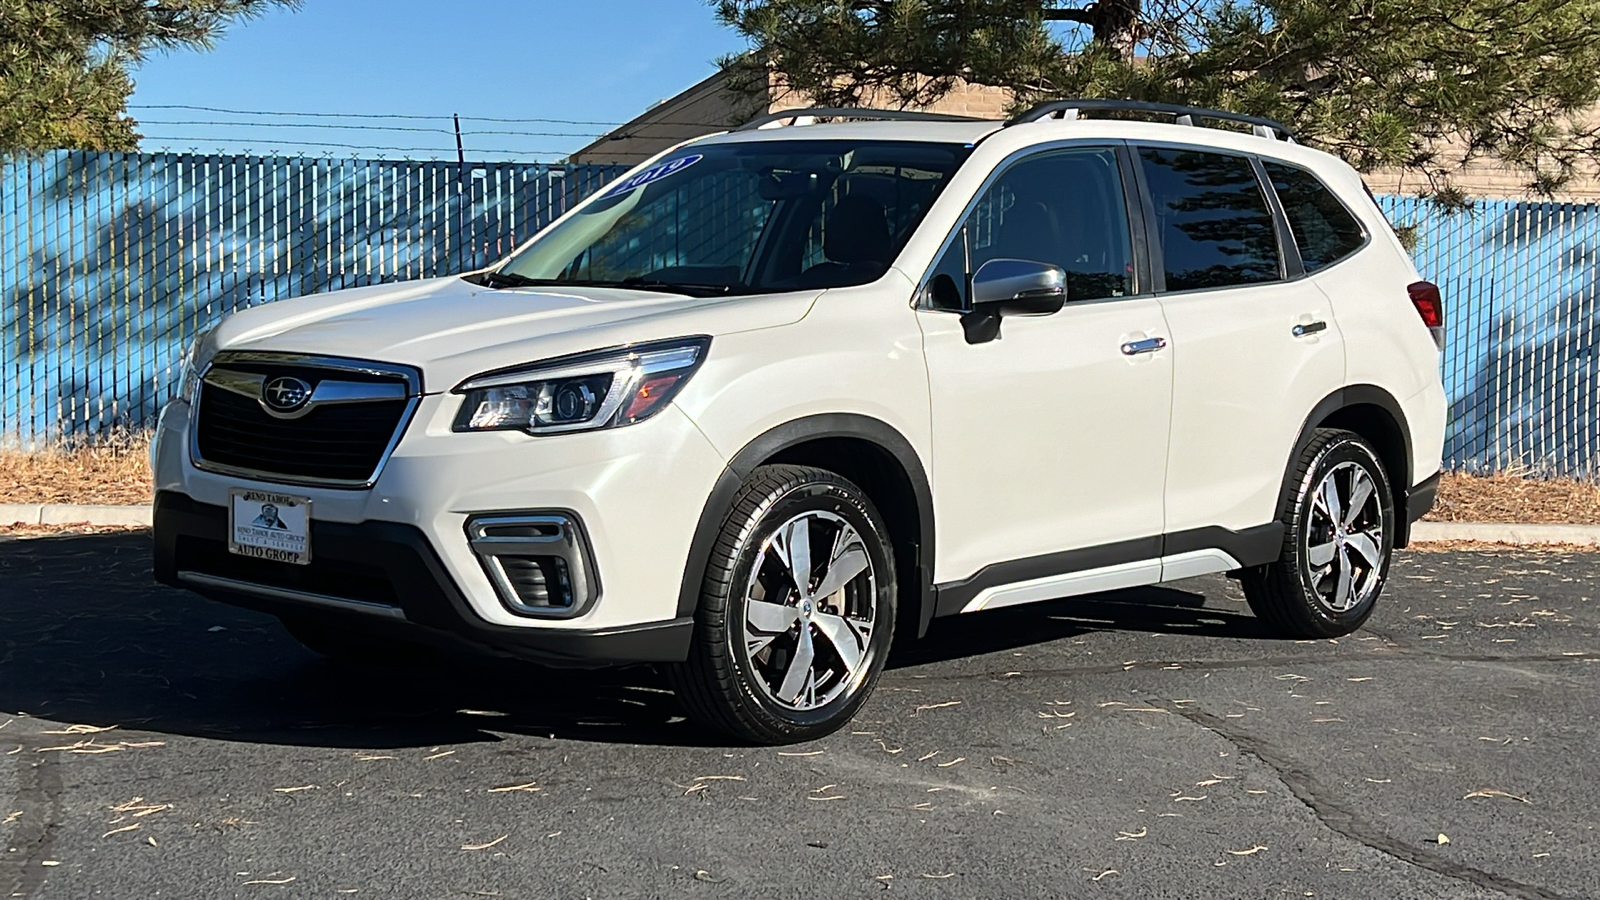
[1264,162,1367,271]
[1138,148,1281,291]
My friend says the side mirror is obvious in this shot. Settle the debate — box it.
[961,258,1067,344]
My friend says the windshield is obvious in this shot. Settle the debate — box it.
[484,140,972,296]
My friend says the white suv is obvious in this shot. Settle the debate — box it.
[152,101,1447,744]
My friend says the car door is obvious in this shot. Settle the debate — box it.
[916,145,1174,608]
[1136,146,1347,561]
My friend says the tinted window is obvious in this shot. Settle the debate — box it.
[927,147,1133,309]
[499,140,969,294]
[1264,162,1367,271]
[1139,148,1280,291]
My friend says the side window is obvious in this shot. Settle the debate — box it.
[1263,162,1367,272]
[1138,148,1281,291]
[926,147,1133,310]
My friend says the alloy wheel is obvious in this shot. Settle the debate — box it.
[1305,461,1386,613]
[740,510,878,711]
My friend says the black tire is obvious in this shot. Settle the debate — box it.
[667,464,897,744]
[1242,429,1396,638]
[278,614,433,667]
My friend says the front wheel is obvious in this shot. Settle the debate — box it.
[668,465,896,744]
[1242,429,1395,638]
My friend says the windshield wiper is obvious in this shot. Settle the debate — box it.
[463,270,544,289]
[619,277,736,297]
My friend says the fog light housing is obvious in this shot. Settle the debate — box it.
[465,513,599,618]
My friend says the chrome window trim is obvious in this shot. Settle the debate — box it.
[911,138,1151,313]
[190,351,424,491]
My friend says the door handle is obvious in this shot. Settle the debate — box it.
[1121,336,1168,355]
[1292,320,1328,337]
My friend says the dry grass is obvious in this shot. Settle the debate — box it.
[1428,472,1600,525]
[0,434,153,506]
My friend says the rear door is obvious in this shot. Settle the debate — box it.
[917,145,1173,600]
[1137,146,1347,561]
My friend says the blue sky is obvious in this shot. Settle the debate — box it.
[129,0,747,161]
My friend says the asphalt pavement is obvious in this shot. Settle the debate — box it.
[0,532,1596,899]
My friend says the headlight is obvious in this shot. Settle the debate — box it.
[178,321,223,403]
[453,336,710,434]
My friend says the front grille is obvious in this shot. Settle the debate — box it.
[193,357,416,485]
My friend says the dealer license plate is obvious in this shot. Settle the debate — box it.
[228,489,312,565]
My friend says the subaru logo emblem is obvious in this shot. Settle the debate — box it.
[262,376,313,413]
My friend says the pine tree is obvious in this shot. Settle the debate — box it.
[713,0,1600,201]
[0,0,300,152]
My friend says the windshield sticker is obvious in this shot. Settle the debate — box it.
[600,154,703,198]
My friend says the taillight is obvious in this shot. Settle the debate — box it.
[1408,281,1444,350]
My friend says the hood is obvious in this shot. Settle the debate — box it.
[213,276,820,390]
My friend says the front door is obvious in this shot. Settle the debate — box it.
[917,146,1173,602]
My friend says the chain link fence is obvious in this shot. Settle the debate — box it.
[0,151,620,443]
[1,150,1597,478]
[1381,197,1600,479]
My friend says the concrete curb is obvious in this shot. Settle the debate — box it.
[1409,521,1600,547]
[2,504,1599,546]
[0,504,153,527]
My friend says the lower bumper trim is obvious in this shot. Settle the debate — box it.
[177,570,408,620]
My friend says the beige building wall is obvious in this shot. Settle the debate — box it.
[573,76,1600,200]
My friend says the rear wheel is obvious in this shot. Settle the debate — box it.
[668,465,896,744]
[1242,429,1395,638]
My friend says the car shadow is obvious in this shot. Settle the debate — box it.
[0,531,1268,750]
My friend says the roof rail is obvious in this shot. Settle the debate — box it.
[735,107,987,131]
[1007,99,1295,142]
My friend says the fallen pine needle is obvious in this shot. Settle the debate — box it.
[919,872,957,879]
[1115,828,1147,841]
[1227,845,1267,856]
[272,785,315,793]
[695,775,745,781]
[913,701,962,713]
[242,877,296,885]
[41,724,116,735]
[936,757,966,768]
[777,750,824,757]
[423,750,455,760]
[1091,870,1119,881]
[1464,789,1530,803]
[461,835,508,851]
[487,782,540,793]
[101,824,139,838]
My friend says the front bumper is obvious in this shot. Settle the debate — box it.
[153,491,692,666]
[153,393,727,631]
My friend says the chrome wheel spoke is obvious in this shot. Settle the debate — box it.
[813,612,866,676]
[777,624,816,703]
[1345,530,1383,569]
[1308,540,1338,567]
[775,518,814,599]
[813,541,869,606]
[746,598,798,634]
[1320,474,1344,526]
[1332,545,1355,611]
[1345,470,1376,529]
